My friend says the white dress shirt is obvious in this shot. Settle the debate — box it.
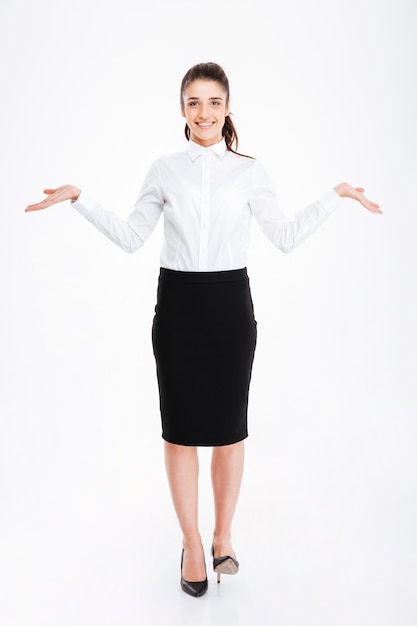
[72,139,342,271]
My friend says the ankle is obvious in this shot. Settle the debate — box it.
[213,531,232,544]
[182,534,203,549]
[212,533,234,556]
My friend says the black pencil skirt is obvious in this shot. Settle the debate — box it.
[151,267,257,446]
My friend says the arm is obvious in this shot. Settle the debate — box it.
[249,162,381,253]
[25,161,164,253]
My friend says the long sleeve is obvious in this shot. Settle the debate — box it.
[70,141,343,269]
[249,161,342,253]
[72,161,164,253]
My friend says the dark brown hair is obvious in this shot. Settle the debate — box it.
[180,62,252,158]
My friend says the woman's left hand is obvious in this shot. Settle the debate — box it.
[334,182,382,214]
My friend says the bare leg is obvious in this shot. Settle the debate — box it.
[211,440,245,558]
[164,442,206,582]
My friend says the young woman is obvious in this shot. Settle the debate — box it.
[25,62,382,598]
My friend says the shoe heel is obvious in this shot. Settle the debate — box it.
[211,543,239,584]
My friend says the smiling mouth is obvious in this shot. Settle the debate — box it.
[196,122,215,128]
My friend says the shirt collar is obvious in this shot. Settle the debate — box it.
[186,138,228,162]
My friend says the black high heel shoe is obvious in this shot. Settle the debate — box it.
[211,544,239,583]
[180,549,208,597]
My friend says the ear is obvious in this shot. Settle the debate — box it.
[180,102,186,118]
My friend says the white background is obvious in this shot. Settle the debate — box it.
[1,0,416,624]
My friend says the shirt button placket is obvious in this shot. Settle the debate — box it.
[199,151,210,270]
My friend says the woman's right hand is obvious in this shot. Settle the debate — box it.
[25,185,81,212]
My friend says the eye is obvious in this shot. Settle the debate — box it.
[211,101,221,106]
[188,101,199,107]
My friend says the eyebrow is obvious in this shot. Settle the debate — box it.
[187,96,224,101]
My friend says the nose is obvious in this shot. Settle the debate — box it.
[199,103,209,118]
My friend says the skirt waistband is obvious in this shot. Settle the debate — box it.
[159,267,248,284]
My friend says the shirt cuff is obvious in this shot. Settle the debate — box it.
[318,188,343,214]
[71,190,97,216]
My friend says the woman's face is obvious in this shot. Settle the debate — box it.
[181,79,229,147]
